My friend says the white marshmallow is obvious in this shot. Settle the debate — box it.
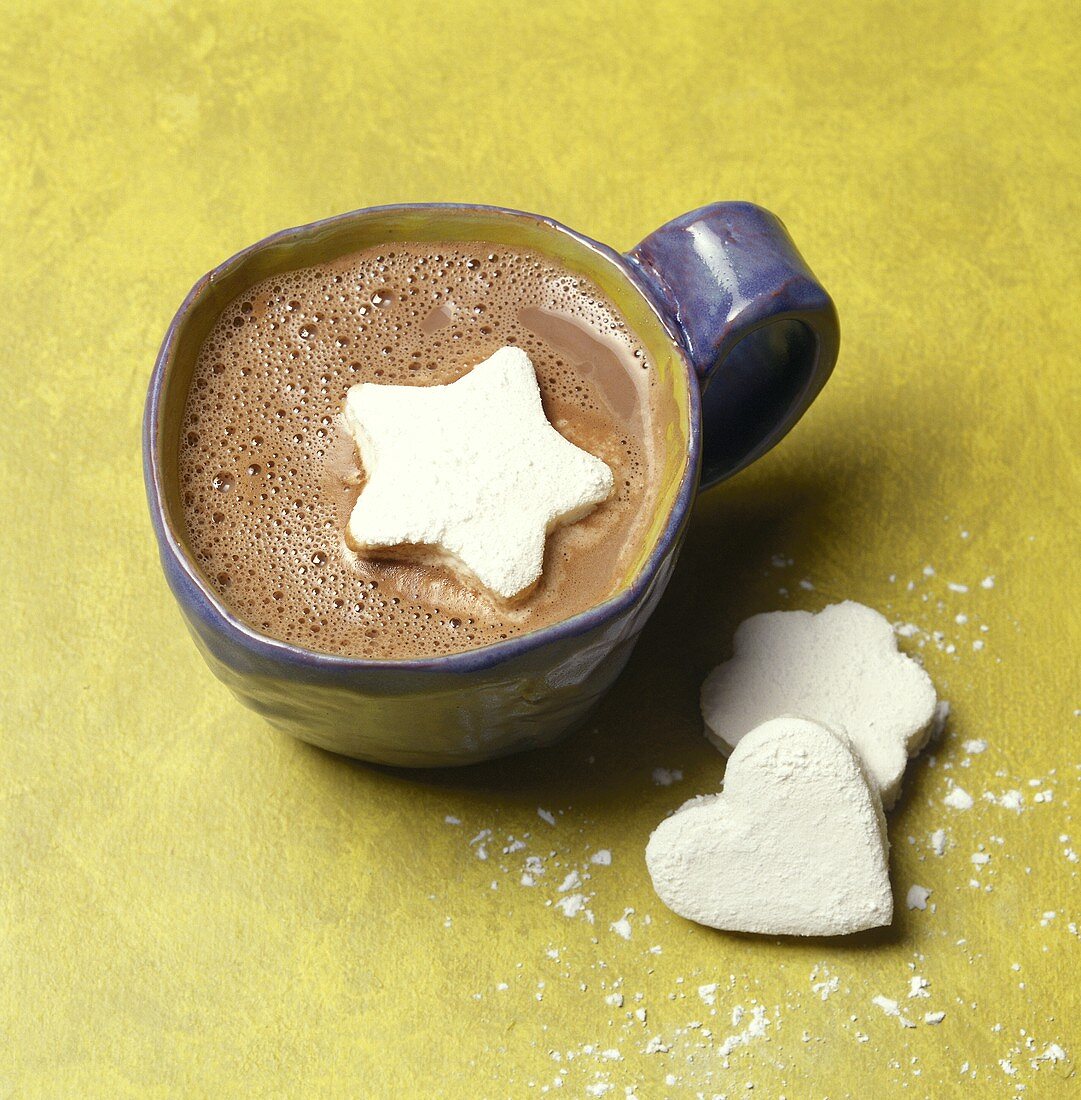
[645,717,893,936]
[700,602,937,808]
[343,346,614,601]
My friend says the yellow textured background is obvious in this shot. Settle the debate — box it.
[1,1,1078,1095]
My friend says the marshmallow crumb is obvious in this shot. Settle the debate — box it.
[944,786,974,811]
[652,768,683,787]
[555,893,588,918]
[610,911,633,940]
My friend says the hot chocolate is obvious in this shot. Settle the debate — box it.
[178,241,667,659]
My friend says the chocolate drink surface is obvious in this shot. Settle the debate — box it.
[178,242,668,659]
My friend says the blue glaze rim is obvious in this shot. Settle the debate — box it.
[143,203,702,676]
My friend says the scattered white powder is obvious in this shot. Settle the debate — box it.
[944,786,974,810]
[610,911,633,940]
[652,768,683,787]
[811,974,840,1001]
[948,582,969,593]
[470,829,491,860]
[524,855,545,878]
[555,894,588,918]
[987,789,1024,812]
[435,545,1061,1095]
[1036,1043,1067,1064]
[717,1005,770,1057]
[872,995,914,1028]
[981,576,995,588]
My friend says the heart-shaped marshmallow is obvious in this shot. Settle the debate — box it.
[645,716,893,936]
[700,602,937,808]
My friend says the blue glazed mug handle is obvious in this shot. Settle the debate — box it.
[627,202,840,489]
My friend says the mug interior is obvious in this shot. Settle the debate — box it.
[150,205,695,656]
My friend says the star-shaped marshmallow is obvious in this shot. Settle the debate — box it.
[343,346,614,600]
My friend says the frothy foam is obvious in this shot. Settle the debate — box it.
[179,241,664,659]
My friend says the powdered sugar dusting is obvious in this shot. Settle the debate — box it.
[421,523,1070,1095]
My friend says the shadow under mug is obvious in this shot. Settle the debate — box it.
[144,202,839,766]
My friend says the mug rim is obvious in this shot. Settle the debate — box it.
[144,202,703,675]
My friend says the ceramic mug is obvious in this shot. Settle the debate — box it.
[144,202,838,766]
